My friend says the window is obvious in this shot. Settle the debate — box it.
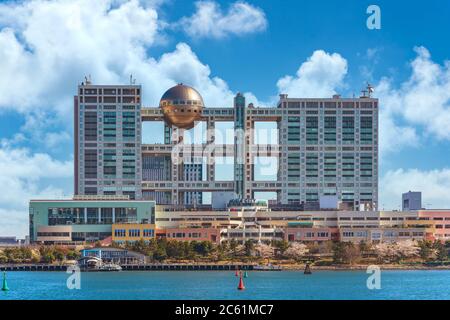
[143,229,154,237]
[114,229,126,237]
[343,231,354,237]
[128,229,140,237]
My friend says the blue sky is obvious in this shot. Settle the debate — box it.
[1,0,450,236]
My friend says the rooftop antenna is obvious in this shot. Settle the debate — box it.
[367,83,374,98]
[130,74,136,85]
[84,74,92,85]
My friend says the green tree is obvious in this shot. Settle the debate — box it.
[358,240,370,255]
[41,252,56,264]
[0,254,7,264]
[153,246,167,262]
[272,240,289,257]
[434,241,448,261]
[66,250,80,260]
[132,239,147,254]
[418,240,433,261]
[229,239,238,257]
[244,240,255,257]
[332,242,345,264]
[333,242,360,264]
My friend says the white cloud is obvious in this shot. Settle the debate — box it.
[0,209,30,238]
[0,0,160,115]
[0,0,264,155]
[377,76,420,155]
[178,1,267,39]
[0,0,260,116]
[376,46,450,155]
[0,0,266,236]
[380,168,450,210]
[276,50,348,98]
[0,145,73,237]
[359,47,383,81]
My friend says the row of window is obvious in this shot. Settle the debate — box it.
[290,232,330,238]
[167,232,209,238]
[114,229,154,238]
[342,231,424,237]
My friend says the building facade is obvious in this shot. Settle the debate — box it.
[112,223,155,244]
[418,210,450,240]
[141,87,378,209]
[75,82,378,210]
[154,203,446,244]
[402,191,422,211]
[183,163,203,205]
[74,83,142,200]
[29,196,155,243]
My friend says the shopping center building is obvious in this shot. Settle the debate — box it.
[29,196,155,243]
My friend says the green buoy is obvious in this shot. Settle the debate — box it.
[244,271,248,278]
[1,271,9,291]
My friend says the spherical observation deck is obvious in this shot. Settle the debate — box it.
[159,83,203,130]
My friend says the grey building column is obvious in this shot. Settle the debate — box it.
[84,207,87,224]
[234,93,246,199]
[112,207,116,223]
[98,207,101,224]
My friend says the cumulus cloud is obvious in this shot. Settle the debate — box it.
[377,46,450,154]
[0,0,266,155]
[380,168,450,210]
[0,0,262,117]
[0,0,267,236]
[0,0,160,113]
[0,144,73,236]
[276,50,348,98]
[178,1,267,39]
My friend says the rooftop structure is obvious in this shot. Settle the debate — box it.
[159,83,204,129]
[402,191,422,211]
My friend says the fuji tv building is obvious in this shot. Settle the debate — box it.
[31,81,450,244]
[74,81,378,211]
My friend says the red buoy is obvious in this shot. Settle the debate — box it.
[235,270,239,276]
[237,275,245,290]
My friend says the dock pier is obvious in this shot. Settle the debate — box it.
[0,264,257,272]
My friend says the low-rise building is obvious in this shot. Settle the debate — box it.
[0,236,19,247]
[418,210,450,241]
[157,227,220,243]
[112,223,155,244]
[81,247,146,264]
[284,226,339,242]
[29,196,155,244]
[339,227,433,243]
[29,197,450,244]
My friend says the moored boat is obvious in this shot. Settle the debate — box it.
[253,264,282,271]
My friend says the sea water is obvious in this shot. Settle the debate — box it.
[1,270,449,300]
